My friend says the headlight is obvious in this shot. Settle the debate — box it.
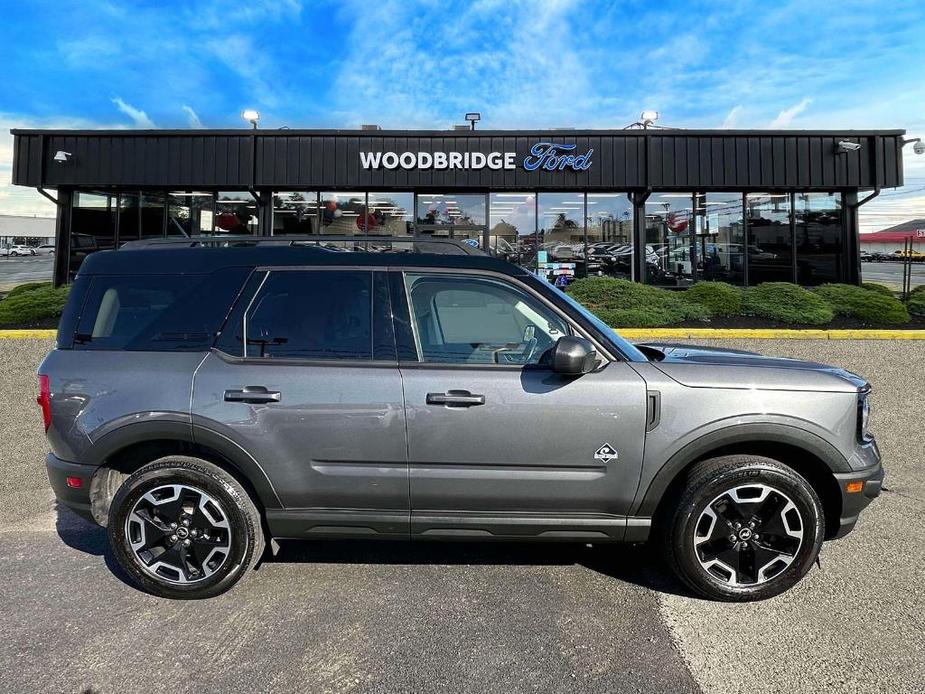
[858,393,871,441]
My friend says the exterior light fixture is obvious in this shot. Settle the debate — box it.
[241,109,260,129]
[465,112,481,131]
[903,137,924,155]
[53,151,72,164]
[835,140,861,154]
[641,111,659,128]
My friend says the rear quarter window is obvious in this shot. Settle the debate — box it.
[72,268,250,351]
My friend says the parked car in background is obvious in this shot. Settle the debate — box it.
[34,244,56,255]
[0,245,36,257]
[892,248,925,262]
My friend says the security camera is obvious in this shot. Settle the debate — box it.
[914,141,925,155]
[53,151,72,163]
[836,141,861,153]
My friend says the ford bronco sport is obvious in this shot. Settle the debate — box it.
[39,236,883,601]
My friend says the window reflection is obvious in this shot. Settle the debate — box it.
[795,193,843,285]
[416,194,486,227]
[321,192,366,235]
[272,192,319,235]
[489,193,535,267]
[367,192,413,237]
[215,192,258,234]
[645,193,694,286]
[70,192,115,279]
[587,194,634,280]
[694,193,745,285]
[747,194,793,284]
[166,192,213,238]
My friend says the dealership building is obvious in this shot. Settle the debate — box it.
[9,127,909,287]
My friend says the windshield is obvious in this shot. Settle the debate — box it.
[550,284,648,362]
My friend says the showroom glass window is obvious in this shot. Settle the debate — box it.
[368,192,413,237]
[215,192,259,235]
[694,193,745,285]
[536,193,584,281]
[416,193,486,248]
[321,192,366,236]
[644,193,695,286]
[141,193,167,239]
[117,193,140,245]
[70,192,115,278]
[746,194,793,283]
[489,193,536,269]
[587,194,634,280]
[272,192,319,235]
[795,193,844,285]
[166,192,213,237]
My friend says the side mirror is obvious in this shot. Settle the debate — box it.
[550,336,597,376]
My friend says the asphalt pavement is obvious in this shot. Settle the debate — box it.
[0,338,923,693]
[861,260,925,288]
[0,254,53,290]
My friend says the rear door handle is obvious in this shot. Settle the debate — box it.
[426,390,486,407]
[224,386,281,404]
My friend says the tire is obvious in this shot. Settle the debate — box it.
[662,455,824,602]
[108,456,265,599]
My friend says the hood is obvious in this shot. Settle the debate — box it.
[639,343,867,393]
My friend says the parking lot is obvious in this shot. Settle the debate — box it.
[1,337,922,693]
[861,260,925,288]
[0,254,53,291]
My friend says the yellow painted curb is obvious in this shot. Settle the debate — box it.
[0,330,57,339]
[618,328,925,340]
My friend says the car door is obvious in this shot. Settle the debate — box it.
[394,269,648,541]
[191,267,409,538]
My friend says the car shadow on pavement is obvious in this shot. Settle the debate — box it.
[54,505,137,591]
[54,505,697,599]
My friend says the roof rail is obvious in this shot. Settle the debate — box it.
[118,235,487,256]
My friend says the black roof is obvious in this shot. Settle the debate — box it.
[78,243,528,277]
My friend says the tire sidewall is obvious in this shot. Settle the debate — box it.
[675,463,824,601]
[108,462,256,599]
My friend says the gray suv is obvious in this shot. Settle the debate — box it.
[38,237,883,601]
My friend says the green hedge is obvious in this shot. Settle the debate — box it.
[567,277,709,327]
[860,282,894,297]
[0,283,70,326]
[907,293,925,316]
[742,283,834,325]
[814,283,909,324]
[682,281,742,316]
[4,281,53,298]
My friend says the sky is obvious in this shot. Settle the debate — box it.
[0,0,923,231]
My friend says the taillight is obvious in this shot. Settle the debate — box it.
[37,374,51,432]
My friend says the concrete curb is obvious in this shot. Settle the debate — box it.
[1,328,924,340]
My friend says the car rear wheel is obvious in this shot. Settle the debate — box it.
[662,455,824,601]
[108,456,264,599]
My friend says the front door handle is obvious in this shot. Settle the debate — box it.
[224,386,281,404]
[426,390,486,407]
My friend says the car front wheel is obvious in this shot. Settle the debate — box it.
[663,455,824,601]
[108,456,264,599]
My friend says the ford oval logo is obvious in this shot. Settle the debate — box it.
[523,142,593,172]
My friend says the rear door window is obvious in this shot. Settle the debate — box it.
[73,268,249,351]
[238,270,375,360]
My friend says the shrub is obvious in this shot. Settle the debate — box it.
[909,285,925,297]
[907,293,925,316]
[742,283,834,325]
[814,283,909,325]
[683,281,742,316]
[860,282,894,297]
[4,281,53,298]
[567,277,710,327]
[0,284,70,326]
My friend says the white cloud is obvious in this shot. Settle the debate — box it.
[112,97,156,128]
[182,105,203,128]
[768,98,812,128]
[721,105,743,129]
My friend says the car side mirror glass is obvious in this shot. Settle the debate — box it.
[550,336,596,376]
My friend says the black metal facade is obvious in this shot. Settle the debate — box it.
[12,128,905,191]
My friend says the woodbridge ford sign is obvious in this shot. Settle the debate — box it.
[359,142,593,172]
